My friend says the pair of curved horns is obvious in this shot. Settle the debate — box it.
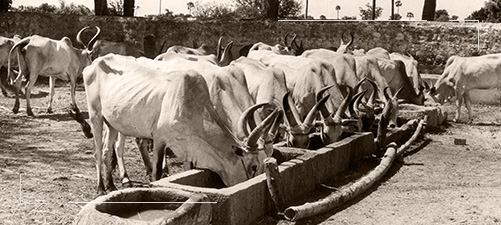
[237,103,280,150]
[76,26,101,51]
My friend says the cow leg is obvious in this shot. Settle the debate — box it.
[46,76,56,113]
[151,140,166,182]
[11,74,22,114]
[453,91,464,123]
[464,92,473,124]
[135,138,153,176]
[88,108,106,195]
[24,80,36,117]
[115,133,133,187]
[103,126,118,192]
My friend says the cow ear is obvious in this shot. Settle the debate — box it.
[232,145,245,156]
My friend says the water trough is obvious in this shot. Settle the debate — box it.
[74,105,445,225]
[73,188,211,225]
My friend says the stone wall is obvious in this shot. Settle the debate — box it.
[2,12,501,73]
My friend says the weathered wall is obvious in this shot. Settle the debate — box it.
[1,12,501,73]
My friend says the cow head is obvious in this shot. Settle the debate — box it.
[337,32,354,54]
[429,78,455,104]
[282,92,328,148]
[315,84,355,145]
[76,26,100,64]
[383,87,403,128]
[235,103,281,178]
[284,33,304,56]
[216,37,234,66]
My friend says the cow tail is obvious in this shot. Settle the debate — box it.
[7,37,30,85]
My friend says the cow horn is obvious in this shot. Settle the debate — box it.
[282,92,300,127]
[290,34,297,47]
[383,86,392,102]
[216,36,223,62]
[334,85,352,121]
[192,39,199,48]
[316,84,335,120]
[76,26,90,49]
[237,103,269,138]
[340,33,345,45]
[394,87,403,99]
[347,32,354,47]
[284,33,291,47]
[87,26,101,51]
[268,110,283,138]
[219,41,234,66]
[353,77,367,93]
[246,109,280,150]
[304,94,330,127]
[366,79,378,108]
[349,90,367,117]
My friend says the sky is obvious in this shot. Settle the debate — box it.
[11,0,489,20]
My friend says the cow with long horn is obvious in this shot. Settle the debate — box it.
[337,32,354,54]
[7,26,99,137]
[77,26,145,60]
[314,84,358,146]
[282,92,331,148]
[83,54,280,194]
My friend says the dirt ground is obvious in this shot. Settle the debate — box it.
[1,82,501,225]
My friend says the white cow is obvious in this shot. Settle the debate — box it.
[83,54,278,194]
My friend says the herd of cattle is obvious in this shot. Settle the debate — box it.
[1,26,500,195]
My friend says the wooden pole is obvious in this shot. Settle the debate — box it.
[372,0,376,20]
[391,0,395,20]
[305,0,309,19]
[283,117,427,221]
[284,142,398,221]
[264,157,286,213]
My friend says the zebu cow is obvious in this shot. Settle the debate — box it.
[0,34,21,96]
[301,48,360,88]
[389,52,427,93]
[230,57,288,117]
[372,56,425,105]
[248,50,358,148]
[430,54,501,122]
[7,27,98,136]
[83,54,279,194]
[165,42,211,55]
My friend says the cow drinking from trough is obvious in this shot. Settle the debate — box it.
[84,54,279,194]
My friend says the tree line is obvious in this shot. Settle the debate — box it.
[0,0,500,22]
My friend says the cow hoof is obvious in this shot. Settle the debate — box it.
[12,107,19,114]
[122,178,133,188]
[46,108,53,114]
[27,110,35,117]
[96,189,106,196]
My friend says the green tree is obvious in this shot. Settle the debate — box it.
[234,0,301,19]
[108,0,123,16]
[187,2,195,15]
[342,15,356,20]
[278,0,301,18]
[395,0,402,14]
[466,0,501,22]
[359,3,382,20]
[435,9,450,21]
[0,0,12,12]
[390,13,402,20]
[422,0,436,21]
[335,5,341,19]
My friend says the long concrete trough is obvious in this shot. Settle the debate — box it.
[151,133,376,225]
[74,105,445,225]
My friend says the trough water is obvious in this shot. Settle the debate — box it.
[119,209,176,221]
